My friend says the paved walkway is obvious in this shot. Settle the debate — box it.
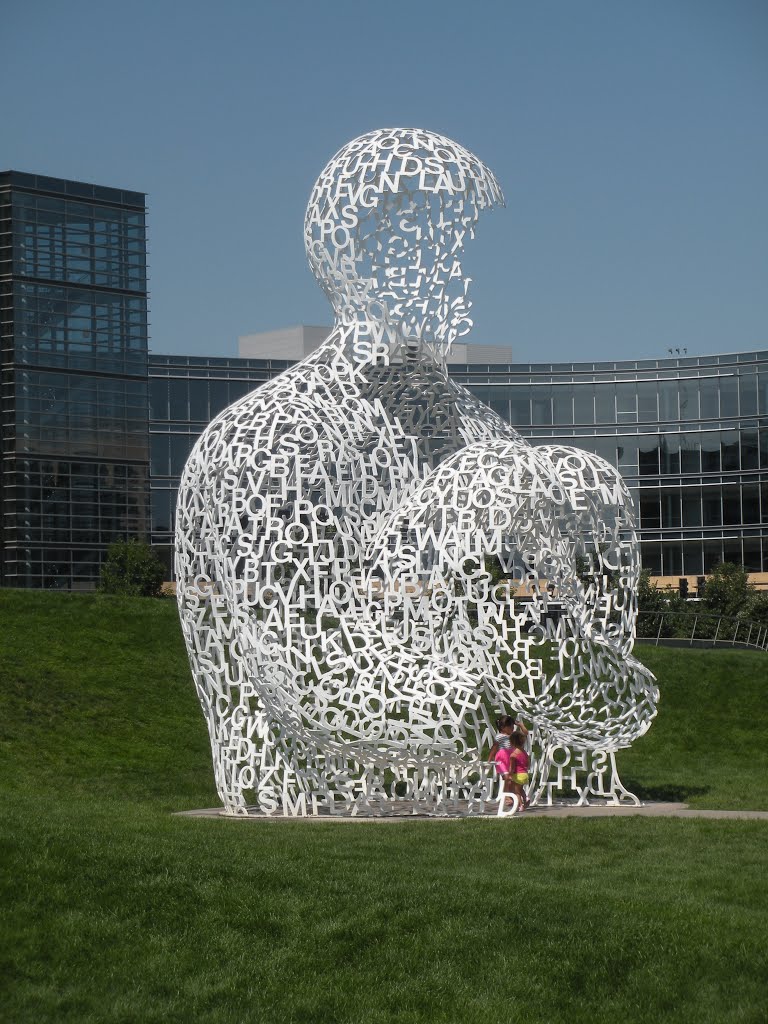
[175,803,768,823]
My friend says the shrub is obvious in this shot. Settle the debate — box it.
[636,569,688,638]
[698,562,754,619]
[98,539,167,598]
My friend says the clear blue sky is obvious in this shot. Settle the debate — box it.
[3,0,766,362]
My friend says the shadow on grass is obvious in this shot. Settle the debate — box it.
[623,780,710,803]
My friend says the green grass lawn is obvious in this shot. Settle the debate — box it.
[2,590,768,1023]
[619,644,768,810]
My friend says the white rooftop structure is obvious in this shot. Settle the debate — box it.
[238,325,331,361]
[238,326,513,364]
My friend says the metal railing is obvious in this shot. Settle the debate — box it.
[636,611,768,651]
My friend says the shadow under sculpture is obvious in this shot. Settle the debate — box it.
[175,128,658,817]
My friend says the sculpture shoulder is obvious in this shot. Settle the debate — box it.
[183,353,522,482]
[182,358,390,480]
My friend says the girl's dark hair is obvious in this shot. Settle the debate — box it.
[496,715,515,731]
[511,731,526,748]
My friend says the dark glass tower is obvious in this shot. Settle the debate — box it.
[0,171,150,589]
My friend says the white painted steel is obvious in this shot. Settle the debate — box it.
[175,129,658,817]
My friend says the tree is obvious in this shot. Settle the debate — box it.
[699,562,754,619]
[98,539,166,597]
[636,569,688,638]
[746,591,768,630]
[637,569,668,614]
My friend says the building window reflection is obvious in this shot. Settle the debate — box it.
[145,350,768,583]
[1,171,149,589]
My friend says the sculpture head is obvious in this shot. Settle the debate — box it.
[304,128,504,358]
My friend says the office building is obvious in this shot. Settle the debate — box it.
[450,351,768,585]
[0,171,150,588]
[148,345,768,586]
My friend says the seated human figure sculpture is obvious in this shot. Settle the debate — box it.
[175,128,658,816]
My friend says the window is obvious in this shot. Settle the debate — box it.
[573,386,594,424]
[484,387,511,421]
[759,428,768,469]
[680,436,700,474]
[660,436,680,474]
[662,542,682,577]
[739,373,758,416]
[227,380,252,405]
[151,490,173,533]
[170,434,195,475]
[682,543,703,576]
[188,379,209,421]
[616,382,637,414]
[741,429,759,471]
[702,489,722,527]
[723,539,742,565]
[758,373,768,416]
[594,384,615,424]
[639,438,660,475]
[660,490,682,528]
[678,381,697,421]
[721,485,741,526]
[637,382,658,421]
[719,376,739,418]
[700,433,721,473]
[681,489,702,527]
[703,539,723,573]
[742,484,760,524]
[658,382,678,421]
[169,381,188,421]
[640,494,661,528]
[509,395,530,425]
[209,380,230,415]
[617,440,638,473]
[720,431,740,471]
[641,542,662,574]
[531,387,552,425]
[12,194,146,293]
[512,391,528,423]
[591,438,617,466]
[743,539,761,573]
[552,391,573,425]
[150,435,170,476]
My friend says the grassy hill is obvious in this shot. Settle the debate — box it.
[2,590,767,1023]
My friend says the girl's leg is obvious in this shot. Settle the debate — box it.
[502,776,517,809]
[512,781,525,809]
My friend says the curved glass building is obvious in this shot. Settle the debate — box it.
[147,347,768,588]
[453,351,768,582]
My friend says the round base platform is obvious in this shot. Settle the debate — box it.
[170,801,768,822]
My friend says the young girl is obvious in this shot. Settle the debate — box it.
[490,715,529,810]
[509,730,530,809]
[488,715,529,767]
[492,716,515,783]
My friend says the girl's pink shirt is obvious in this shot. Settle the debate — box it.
[494,748,511,775]
[512,748,529,774]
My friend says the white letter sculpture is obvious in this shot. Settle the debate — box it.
[176,128,658,817]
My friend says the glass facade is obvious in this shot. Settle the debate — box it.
[451,352,768,577]
[148,355,290,574]
[149,349,768,582]
[1,171,149,589]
